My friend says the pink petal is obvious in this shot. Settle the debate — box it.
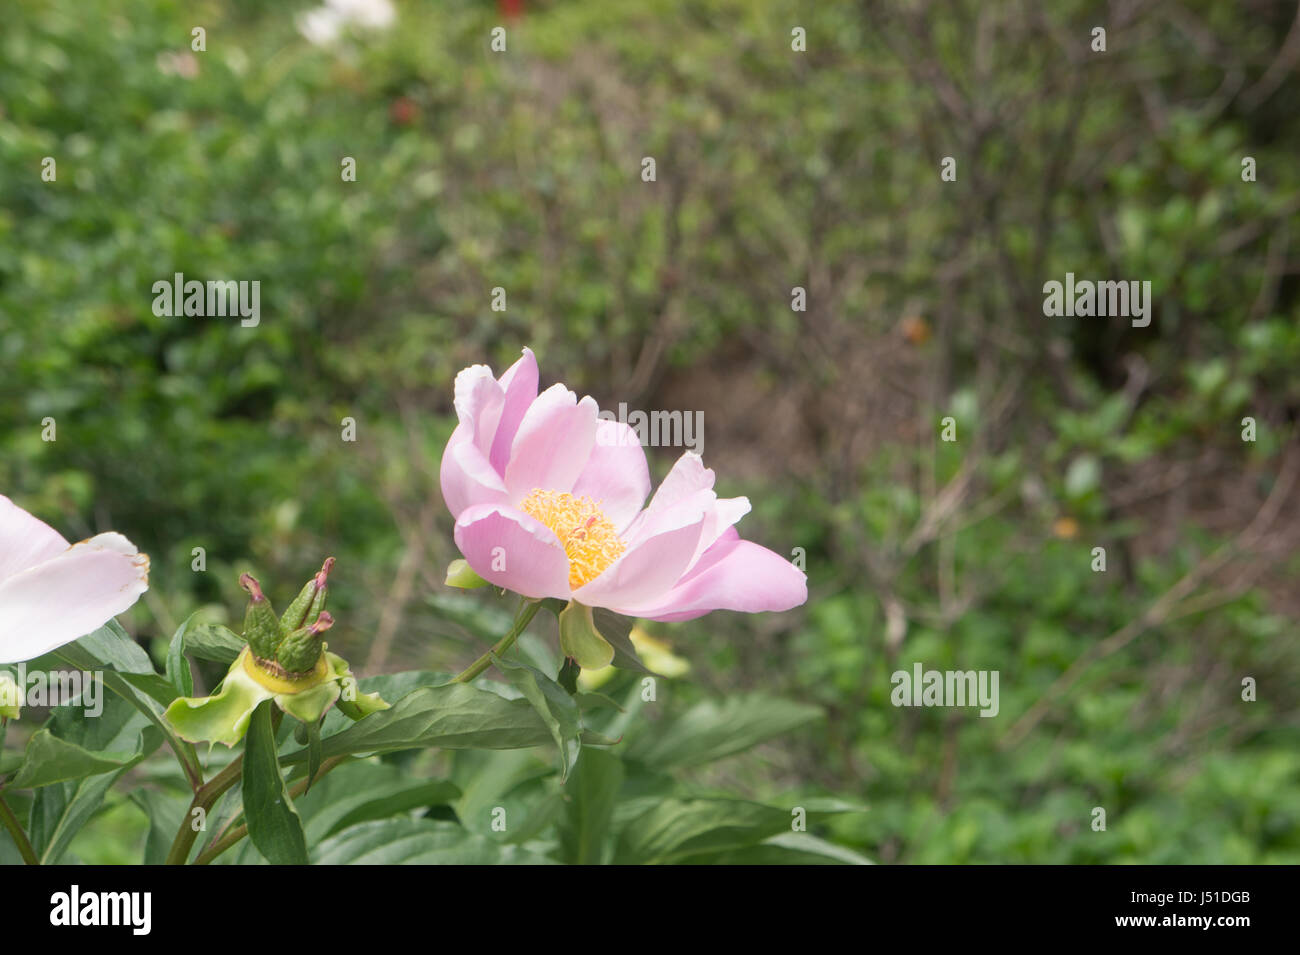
[440,425,509,520]
[453,503,572,600]
[488,348,539,473]
[570,419,651,532]
[629,531,807,621]
[691,495,751,567]
[651,451,715,502]
[503,384,599,500]
[572,492,710,611]
[453,363,505,457]
[0,532,150,664]
[0,495,69,583]
[623,451,716,541]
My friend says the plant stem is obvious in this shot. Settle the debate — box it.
[0,793,38,865]
[165,755,244,865]
[193,755,347,865]
[452,600,543,683]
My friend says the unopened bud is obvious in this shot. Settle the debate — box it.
[240,573,285,660]
[281,557,335,631]
[276,611,333,674]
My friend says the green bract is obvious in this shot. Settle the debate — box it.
[444,558,489,589]
[164,645,388,747]
[558,601,614,670]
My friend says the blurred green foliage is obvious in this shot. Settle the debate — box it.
[1,0,1298,863]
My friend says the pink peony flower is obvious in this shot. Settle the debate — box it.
[440,348,807,643]
[0,495,150,664]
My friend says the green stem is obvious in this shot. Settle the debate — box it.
[165,709,292,864]
[165,755,244,865]
[0,792,38,865]
[453,600,543,683]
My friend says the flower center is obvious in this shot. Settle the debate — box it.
[519,489,625,589]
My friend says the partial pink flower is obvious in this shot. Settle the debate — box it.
[440,349,807,632]
[0,495,150,664]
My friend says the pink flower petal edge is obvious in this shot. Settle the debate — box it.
[0,496,150,664]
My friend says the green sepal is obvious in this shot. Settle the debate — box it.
[444,558,489,589]
[328,652,390,721]
[163,651,275,747]
[558,601,615,670]
[276,676,340,724]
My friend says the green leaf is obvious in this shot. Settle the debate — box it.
[558,748,624,864]
[613,798,794,864]
[295,762,461,841]
[28,773,123,864]
[575,691,625,714]
[504,789,566,846]
[166,612,200,697]
[243,702,309,865]
[492,654,582,779]
[312,818,554,864]
[701,832,874,865]
[593,608,659,675]
[625,694,822,771]
[14,692,159,863]
[119,671,181,707]
[183,623,246,665]
[283,682,575,765]
[70,619,156,675]
[448,748,553,836]
[12,732,139,789]
[613,797,864,864]
[46,623,202,785]
[20,693,163,862]
[11,693,159,788]
[129,788,188,866]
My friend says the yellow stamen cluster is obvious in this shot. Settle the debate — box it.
[519,489,625,589]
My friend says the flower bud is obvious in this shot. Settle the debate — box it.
[276,611,334,675]
[240,573,285,661]
[0,671,21,720]
[280,556,335,631]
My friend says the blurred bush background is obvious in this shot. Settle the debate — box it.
[1,0,1298,862]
